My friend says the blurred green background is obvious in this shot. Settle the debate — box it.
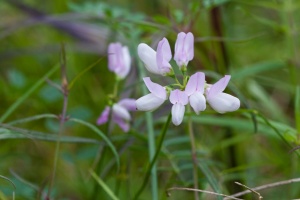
[1,0,300,199]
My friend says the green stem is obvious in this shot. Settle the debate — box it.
[133,113,172,200]
[187,107,199,200]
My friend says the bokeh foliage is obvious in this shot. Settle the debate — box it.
[1,0,300,199]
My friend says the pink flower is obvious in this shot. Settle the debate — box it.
[97,98,136,132]
[136,77,167,111]
[206,75,240,113]
[137,38,172,76]
[185,72,206,114]
[174,32,194,69]
[169,89,189,126]
[108,43,131,79]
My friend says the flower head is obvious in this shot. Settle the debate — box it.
[170,89,189,126]
[136,77,167,111]
[174,32,194,70]
[97,98,136,132]
[206,75,240,113]
[185,72,206,114]
[138,38,173,76]
[108,43,131,79]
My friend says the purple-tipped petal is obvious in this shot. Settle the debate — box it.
[156,38,172,75]
[174,32,194,68]
[136,93,165,111]
[185,72,205,96]
[137,43,160,75]
[143,77,166,99]
[171,103,185,126]
[185,32,194,61]
[108,43,131,79]
[170,89,188,105]
[207,92,240,113]
[114,116,130,132]
[112,104,131,120]
[206,75,231,100]
[189,92,206,115]
[117,46,131,78]
[118,98,136,111]
[97,107,110,125]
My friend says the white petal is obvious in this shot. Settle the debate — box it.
[136,93,165,111]
[112,104,131,120]
[171,103,185,126]
[207,92,240,113]
[137,43,160,75]
[117,46,131,78]
[189,92,206,115]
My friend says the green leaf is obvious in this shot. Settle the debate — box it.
[231,60,285,81]
[0,127,99,144]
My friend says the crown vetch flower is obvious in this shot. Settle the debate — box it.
[108,43,131,79]
[97,98,136,132]
[136,77,167,111]
[174,32,194,69]
[138,38,172,76]
[206,75,240,113]
[170,89,189,126]
[185,72,206,114]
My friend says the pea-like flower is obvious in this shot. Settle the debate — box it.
[185,72,206,114]
[137,38,172,76]
[170,89,189,126]
[174,32,194,69]
[108,43,131,79]
[136,77,167,111]
[206,75,240,113]
[97,98,136,132]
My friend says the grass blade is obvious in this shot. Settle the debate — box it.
[89,170,119,200]
[69,118,120,171]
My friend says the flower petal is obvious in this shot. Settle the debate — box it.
[114,116,130,132]
[189,92,206,114]
[112,104,131,120]
[174,32,194,67]
[206,75,231,100]
[171,103,185,126]
[118,98,136,111]
[117,46,131,78]
[97,107,110,125]
[143,77,166,99]
[136,93,165,111]
[207,92,240,113]
[108,43,122,72]
[170,89,188,105]
[185,72,205,96]
[185,32,194,61]
[137,43,160,75]
[156,38,172,75]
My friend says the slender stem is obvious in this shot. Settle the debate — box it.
[47,88,68,199]
[47,45,69,199]
[133,113,172,200]
[187,107,199,200]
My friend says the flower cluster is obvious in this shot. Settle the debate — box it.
[136,32,240,126]
[97,42,135,132]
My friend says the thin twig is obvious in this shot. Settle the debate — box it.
[235,182,263,199]
[226,178,300,199]
[166,187,243,200]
